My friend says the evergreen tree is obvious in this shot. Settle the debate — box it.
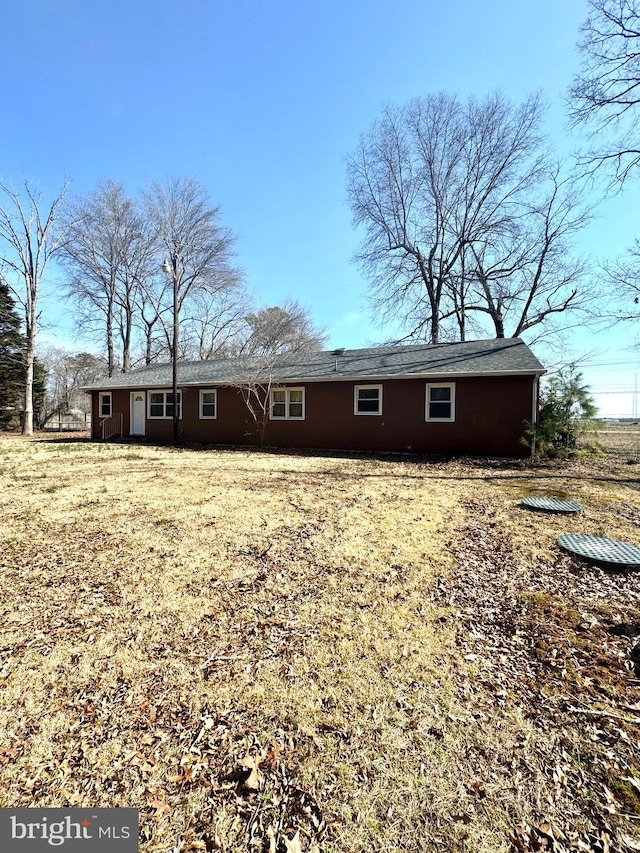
[0,280,25,429]
[32,359,47,429]
[527,368,598,458]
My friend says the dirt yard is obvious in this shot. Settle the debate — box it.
[0,433,639,852]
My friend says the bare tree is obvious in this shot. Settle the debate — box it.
[144,177,241,443]
[569,2,640,333]
[240,299,328,355]
[601,239,640,326]
[347,92,591,343]
[59,181,155,376]
[134,282,171,366]
[0,179,69,434]
[181,285,253,360]
[569,0,640,183]
[228,354,279,447]
[461,168,592,340]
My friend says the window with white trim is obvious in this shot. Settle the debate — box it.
[148,391,182,419]
[354,384,382,415]
[199,389,217,419]
[270,387,305,420]
[426,383,455,422]
[99,392,112,417]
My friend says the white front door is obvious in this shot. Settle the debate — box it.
[130,392,146,436]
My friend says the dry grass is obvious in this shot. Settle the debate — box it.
[0,434,639,852]
[594,424,640,466]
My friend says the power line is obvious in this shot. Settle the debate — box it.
[590,385,637,390]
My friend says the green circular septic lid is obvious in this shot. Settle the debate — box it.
[521,497,582,513]
[557,534,640,569]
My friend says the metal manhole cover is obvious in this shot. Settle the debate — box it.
[557,534,640,569]
[521,497,582,513]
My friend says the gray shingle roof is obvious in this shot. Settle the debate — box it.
[83,338,544,390]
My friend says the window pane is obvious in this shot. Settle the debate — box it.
[165,393,181,418]
[150,393,163,403]
[358,399,380,412]
[430,387,451,402]
[358,388,379,400]
[100,395,111,416]
[202,392,216,417]
[289,402,303,418]
[272,402,286,418]
[430,401,451,419]
[272,390,286,403]
[150,403,163,417]
[289,390,303,403]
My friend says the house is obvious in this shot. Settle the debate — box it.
[83,338,544,457]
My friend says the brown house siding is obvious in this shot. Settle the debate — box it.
[92,374,536,457]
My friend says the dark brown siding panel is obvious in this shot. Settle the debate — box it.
[179,387,258,445]
[183,376,534,456]
[90,391,99,440]
[92,375,536,457]
[114,391,131,437]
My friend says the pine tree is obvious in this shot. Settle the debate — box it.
[527,368,598,457]
[0,280,25,429]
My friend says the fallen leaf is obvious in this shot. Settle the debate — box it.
[283,832,303,853]
[238,753,263,791]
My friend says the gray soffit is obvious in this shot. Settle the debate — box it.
[83,338,545,391]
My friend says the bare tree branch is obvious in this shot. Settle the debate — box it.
[569,0,640,184]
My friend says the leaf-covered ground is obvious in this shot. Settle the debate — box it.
[0,435,639,852]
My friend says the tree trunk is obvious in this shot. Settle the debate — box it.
[22,295,37,435]
[122,305,133,373]
[106,305,115,377]
[22,339,34,435]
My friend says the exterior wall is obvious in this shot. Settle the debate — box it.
[91,374,537,457]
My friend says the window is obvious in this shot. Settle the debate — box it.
[426,383,455,422]
[99,392,112,417]
[199,389,217,419]
[148,391,182,419]
[355,384,382,415]
[270,387,305,420]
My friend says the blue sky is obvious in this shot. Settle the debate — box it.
[3,0,639,416]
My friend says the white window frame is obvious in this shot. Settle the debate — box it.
[425,383,455,422]
[148,390,182,420]
[354,384,383,415]
[269,387,305,420]
[199,389,217,419]
[99,392,112,418]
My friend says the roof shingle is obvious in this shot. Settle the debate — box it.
[84,338,544,390]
